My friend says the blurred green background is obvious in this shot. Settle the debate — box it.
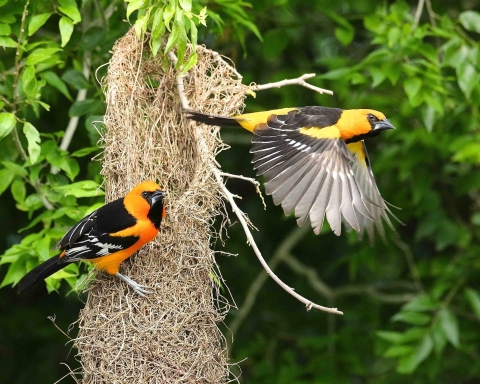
[1,0,480,383]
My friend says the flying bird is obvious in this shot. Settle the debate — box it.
[185,106,399,240]
[17,180,166,296]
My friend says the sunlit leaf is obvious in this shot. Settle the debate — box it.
[59,16,74,47]
[28,13,51,36]
[58,0,82,23]
[459,10,480,33]
[23,122,41,164]
[0,112,16,140]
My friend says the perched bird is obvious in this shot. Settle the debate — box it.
[185,106,399,240]
[17,181,166,296]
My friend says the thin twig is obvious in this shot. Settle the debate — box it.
[413,0,426,30]
[214,169,343,315]
[425,0,437,27]
[252,73,333,95]
[219,171,266,209]
[12,0,30,108]
[48,314,72,339]
[170,51,342,315]
[11,0,30,161]
[60,54,91,152]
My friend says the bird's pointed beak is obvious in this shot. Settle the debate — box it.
[151,190,166,206]
[374,119,395,131]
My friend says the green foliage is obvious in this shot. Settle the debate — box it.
[0,0,113,293]
[1,0,479,383]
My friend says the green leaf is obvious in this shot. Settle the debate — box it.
[335,27,354,46]
[465,288,480,319]
[397,334,433,374]
[25,48,62,65]
[456,58,478,99]
[0,36,17,48]
[23,122,41,164]
[47,269,78,280]
[392,311,431,326]
[34,236,53,262]
[0,259,27,288]
[164,25,180,54]
[402,294,438,312]
[384,345,414,358]
[68,99,101,117]
[126,0,146,20]
[28,13,51,36]
[376,331,405,344]
[0,112,16,140]
[459,11,480,33]
[58,0,82,23]
[404,77,422,103]
[181,52,197,73]
[59,16,74,47]
[179,0,191,12]
[163,1,176,28]
[432,320,448,356]
[22,65,38,97]
[0,23,11,35]
[43,71,72,100]
[2,161,28,177]
[0,168,14,195]
[70,146,98,157]
[61,69,90,90]
[439,308,459,348]
[63,157,79,180]
[54,180,104,198]
[11,179,26,203]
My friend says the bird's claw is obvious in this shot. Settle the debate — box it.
[115,272,152,297]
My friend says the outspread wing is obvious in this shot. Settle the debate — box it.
[347,141,400,240]
[250,109,394,238]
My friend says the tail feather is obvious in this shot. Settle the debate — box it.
[183,109,241,127]
[17,254,66,294]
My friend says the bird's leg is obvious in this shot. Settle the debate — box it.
[115,272,151,297]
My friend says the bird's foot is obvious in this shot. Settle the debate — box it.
[115,272,152,297]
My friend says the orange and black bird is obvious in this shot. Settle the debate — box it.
[17,181,166,296]
[185,106,399,240]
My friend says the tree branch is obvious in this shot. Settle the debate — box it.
[413,0,426,30]
[59,53,91,152]
[170,51,342,315]
[252,73,333,96]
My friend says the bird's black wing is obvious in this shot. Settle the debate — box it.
[250,108,379,236]
[54,198,139,263]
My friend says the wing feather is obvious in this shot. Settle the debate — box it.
[249,108,398,239]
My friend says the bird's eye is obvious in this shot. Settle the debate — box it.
[367,113,378,122]
[141,191,149,199]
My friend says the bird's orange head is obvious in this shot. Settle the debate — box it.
[336,109,395,143]
[125,181,166,229]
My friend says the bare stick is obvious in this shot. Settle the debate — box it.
[60,54,91,152]
[219,171,266,209]
[413,0,426,30]
[253,73,333,95]
[170,51,342,315]
[214,169,343,315]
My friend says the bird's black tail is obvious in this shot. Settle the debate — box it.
[183,109,242,127]
[17,254,66,294]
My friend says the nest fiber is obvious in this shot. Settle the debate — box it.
[73,29,248,383]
